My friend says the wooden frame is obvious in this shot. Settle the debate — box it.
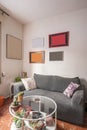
[49,51,64,61]
[6,34,22,60]
[49,32,69,48]
[32,37,44,48]
[29,51,45,63]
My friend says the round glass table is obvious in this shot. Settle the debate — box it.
[9,95,57,130]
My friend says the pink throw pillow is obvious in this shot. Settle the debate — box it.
[63,82,80,98]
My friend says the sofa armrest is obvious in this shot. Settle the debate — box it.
[13,81,25,95]
[71,90,84,105]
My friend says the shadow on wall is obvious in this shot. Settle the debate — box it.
[80,78,87,102]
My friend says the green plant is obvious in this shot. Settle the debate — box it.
[13,109,25,128]
[12,101,19,106]
[13,118,23,128]
[18,91,24,96]
[15,77,21,82]
[12,96,19,106]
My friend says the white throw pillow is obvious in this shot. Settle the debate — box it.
[21,78,36,90]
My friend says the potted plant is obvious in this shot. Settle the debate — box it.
[13,118,23,130]
[15,77,21,82]
[11,96,20,111]
[13,109,25,130]
[17,91,24,103]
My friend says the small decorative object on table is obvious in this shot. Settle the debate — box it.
[27,111,45,130]
[11,96,20,111]
[17,91,24,103]
[12,108,25,130]
[21,72,27,78]
[11,91,24,111]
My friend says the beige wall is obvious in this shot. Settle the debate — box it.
[0,14,23,97]
[23,8,87,100]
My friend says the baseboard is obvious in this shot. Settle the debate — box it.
[4,95,10,99]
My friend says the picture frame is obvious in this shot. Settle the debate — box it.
[49,32,69,48]
[32,37,44,48]
[49,51,64,61]
[6,34,22,60]
[29,51,45,63]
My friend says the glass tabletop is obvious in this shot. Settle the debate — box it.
[9,95,57,130]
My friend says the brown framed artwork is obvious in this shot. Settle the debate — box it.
[49,51,64,61]
[49,32,69,48]
[6,34,22,60]
[29,51,45,63]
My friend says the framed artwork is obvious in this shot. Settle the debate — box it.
[6,34,22,60]
[49,51,64,61]
[32,37,44,48]
[29,51,45,63]
[21,72,27,78]
[49,32,69,48]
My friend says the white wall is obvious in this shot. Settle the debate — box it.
[23,9,87,100]
[0,14,23,97]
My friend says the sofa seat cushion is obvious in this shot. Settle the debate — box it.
[24,88,71,108]
[34,73,81,92]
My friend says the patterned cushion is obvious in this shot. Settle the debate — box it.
[63,82,80,98]
[21,78,36,90]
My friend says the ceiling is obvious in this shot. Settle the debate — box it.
[0,0,87,24]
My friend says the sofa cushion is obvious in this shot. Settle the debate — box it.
[34,73,54,91]
[21,78,36,90]
[24,89,71,104]
[63,82,80,98]
[52,76,81,92]
[34,73,81,92]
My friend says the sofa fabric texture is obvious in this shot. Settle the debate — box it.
[34,74,81,92]
[13,73,84,125]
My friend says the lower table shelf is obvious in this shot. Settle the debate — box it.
[10,121,56,130]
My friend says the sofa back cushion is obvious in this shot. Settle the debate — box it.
[34,73,54,91]
[53,76,81,92]
[34,73,81,92]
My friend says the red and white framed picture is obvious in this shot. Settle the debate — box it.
[49,32,69,48]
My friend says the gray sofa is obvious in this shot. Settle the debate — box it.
[13,73,85,125]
